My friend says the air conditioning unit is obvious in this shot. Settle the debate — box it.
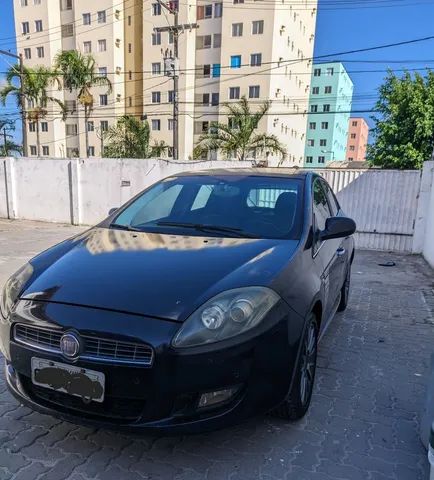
[115,39,121,47]
[115,10,120,19]
[116,67,122,74]
[116,94,122,102]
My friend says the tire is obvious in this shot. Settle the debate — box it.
[272,313,318,421]
[337,264,351,312]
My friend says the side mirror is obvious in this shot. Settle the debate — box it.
[108,208,118,216]
[320,217,356,241]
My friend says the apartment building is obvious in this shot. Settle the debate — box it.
[14,0,318,161]
[304,62,354,167]
[14,0,137,158]
[142,0,318,162]
[346,117,369,161]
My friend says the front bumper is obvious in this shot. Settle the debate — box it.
[3,298,304,433]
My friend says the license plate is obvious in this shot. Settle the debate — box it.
[31,357,105,403]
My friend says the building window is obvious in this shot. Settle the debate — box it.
[318,156,325,164]
[22,22,30,34]
[352,120,358,127]
[35,20,43,32]
[197,35,212,49]
[128,71,132,80]
[152,91,161,103]
[151,32,161,45]
[214,2,223,17]
[202,64,211,78]
[83,41,92,53]
[152,3,161,15]
[232,23,243,37]
[314,68,321,77]
[24,48,31,60]
[202,93,210,105]
[229,87,240,99]
[98,39,107,52]
[99,67,107,76]
[309,122,316,130]
[252,20,264,35]
[41,122,48,132]
[30,145,37,155]
[310,105,318,113]
[29,122,36,132]
[312,87,319,95]
[168,90,175,102]
[88,146,95,156]
[66,124,78,136]
[128,43,132,53]
[321,122,329,129]
[152,62,161,75]
[351,133,356,139]
[83,13,91,25]
[42,146,49,156]
[65,100,76,112]
[306,156,313,164]
[326,67,334,76]
[230,55,242,69]
[100,94,108,106]
[307,139,314,147]
[87,121,94,132]
[34,0,41,4]
[151,119,161,131]
[21,0,28,6]
[250,53,262,67]
[249,85,260,98]
[60,0,72,10]
[320,139,327,147]
[213,33,221,48]
[348,157,354,161]
[204,4,213,17]
[349,145,355,151]
[128,15,132,26]
[37,46,44,58]
[325,86,332,94]
[166,119,174,131]
[61,24,74,38]
[97,10,106,23]
[100,121,109,132]
[211,92,219,106]
[212,63,221,77]
[323,104,330,112]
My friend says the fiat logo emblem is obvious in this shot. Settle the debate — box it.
[60,333,81,359]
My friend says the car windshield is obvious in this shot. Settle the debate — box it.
[110,175,304,240]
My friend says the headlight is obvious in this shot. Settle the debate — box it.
[0,263,33,320]
[172,287,280,348]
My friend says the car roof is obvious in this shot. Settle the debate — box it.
[172,168,314,180]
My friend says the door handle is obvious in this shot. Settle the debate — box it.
[336,247,346,257]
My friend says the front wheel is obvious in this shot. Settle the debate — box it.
[271,313,318,421]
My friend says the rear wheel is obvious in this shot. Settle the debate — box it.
[272,313,318,421]
[337,264,351,312]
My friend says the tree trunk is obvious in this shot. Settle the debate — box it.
[36,120,41,157]
[84,104,89,158]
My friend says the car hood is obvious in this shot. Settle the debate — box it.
[21,227,299,322]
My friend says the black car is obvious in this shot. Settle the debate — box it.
[0,169,356,433]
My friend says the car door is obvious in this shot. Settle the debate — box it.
[312,178,342,323]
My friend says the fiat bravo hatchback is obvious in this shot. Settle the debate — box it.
[0,169,356,433]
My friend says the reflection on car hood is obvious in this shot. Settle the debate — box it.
[21,227,299,322]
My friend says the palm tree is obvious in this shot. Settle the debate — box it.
[55,51,112,157]
[0,65,65,157]
[104,115,168,158]
[195,97,287,161]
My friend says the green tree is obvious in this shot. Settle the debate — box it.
[0,65,64,157]
[368,70,434,169]
[0,119,21,156]
[194,97,287,161]
[104,115,168,158]
[55,51,112,157]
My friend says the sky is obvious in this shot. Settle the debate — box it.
[2,0,434,142]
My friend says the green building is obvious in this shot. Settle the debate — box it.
[304,62,354,167]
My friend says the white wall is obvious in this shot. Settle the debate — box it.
[422,162,434,268]
[0,158,252,226]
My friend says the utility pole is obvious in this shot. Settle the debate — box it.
[155,1,198,160]
[3,128,8,156]
[0,50,27,157]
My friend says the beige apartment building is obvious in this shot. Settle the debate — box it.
[14,0,318,161]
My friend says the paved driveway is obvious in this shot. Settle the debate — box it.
[0,219,433,480]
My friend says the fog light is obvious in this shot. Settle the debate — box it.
[198,386,240,409]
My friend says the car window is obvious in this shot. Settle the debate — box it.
[313,179,332,233]
[112,176,304,240]
[321,180,340,216]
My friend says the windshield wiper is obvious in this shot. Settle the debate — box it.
[109,223,143,232]
[156,221,255,238]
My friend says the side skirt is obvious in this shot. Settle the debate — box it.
[318,293,341,343]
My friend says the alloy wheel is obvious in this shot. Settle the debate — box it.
[300,322,317,406]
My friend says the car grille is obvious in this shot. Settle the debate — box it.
[13,324,154,366]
